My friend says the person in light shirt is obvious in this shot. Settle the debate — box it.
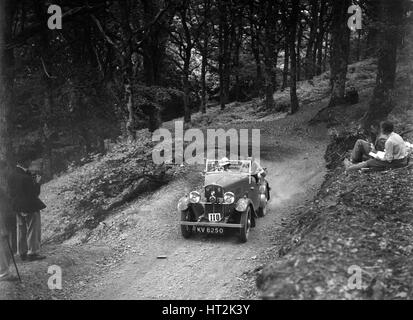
[345,121,408,171]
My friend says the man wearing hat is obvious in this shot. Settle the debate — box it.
[218,157,231,171]
[8,159,47,261]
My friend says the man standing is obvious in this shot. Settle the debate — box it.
[8,159,46,261]
[0,160,17,282]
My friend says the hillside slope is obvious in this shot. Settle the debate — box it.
[1,57,406,300]
[257,57,413,299]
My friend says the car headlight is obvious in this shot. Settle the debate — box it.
[177,196,189,211]
[235,198,249,212]
[189,191,201,204]
[223,192,235,204]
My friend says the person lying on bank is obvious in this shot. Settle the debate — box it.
[344,121,408,172]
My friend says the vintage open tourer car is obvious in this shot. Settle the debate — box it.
[177,158,270,242]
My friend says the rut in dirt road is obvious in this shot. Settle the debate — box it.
[72,120,328,300]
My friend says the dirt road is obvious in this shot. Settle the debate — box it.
[68,113,329,300]
[0,103,329,300]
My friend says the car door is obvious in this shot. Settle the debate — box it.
[248,173,260,210]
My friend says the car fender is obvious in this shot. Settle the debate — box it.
[235,198,258,218]
[259,180,270,206]
[259,193,267,209]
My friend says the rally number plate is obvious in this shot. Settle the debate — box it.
[208,213,221,222]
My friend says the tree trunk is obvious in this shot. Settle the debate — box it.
[141,0,168,86]
[219,0,230,110]
[272,51,279,91]
[233,24,242,102]
[40,45,54,180]
[250,14,263,96]
[118,3,136,141]
[223,34,231,108]
[296,21,303,82]
[183,55,191,124]
[362,0,405,128]
[282,42,289,90]
[32,0,55,179]
[316,34,324,75]
[0,0,15,251]
[364,0,381,58]
[314,0,327,76]
[0,0,15,167]
[304,0,318,79]
[200,0,211,113]
[323,33,329,72]
[200,40,208,114]
[125,82,135,140]
[263,0,278,109]
[41,77,54,180]
[328,0,351,108]
[218,24,225,109]
[289,0,300,114]
[356,29,362,61]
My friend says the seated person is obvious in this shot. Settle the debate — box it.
[247,157,266,186]
[250,157,265,178]
[250,157,270,199]
[345,121,408,171]
[350,121,387,163]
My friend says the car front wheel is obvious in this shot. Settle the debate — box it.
[180,211,192,239]
[239,206,252,243]
[258,205,266,217]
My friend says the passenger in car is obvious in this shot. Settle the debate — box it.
[250,158,265,178]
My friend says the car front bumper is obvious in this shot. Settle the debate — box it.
[180,221,242,228]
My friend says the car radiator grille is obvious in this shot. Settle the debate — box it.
[205,184,224,202]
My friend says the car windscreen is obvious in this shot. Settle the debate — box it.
[206,160,251,173]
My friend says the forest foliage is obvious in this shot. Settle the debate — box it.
[0,0,412,178]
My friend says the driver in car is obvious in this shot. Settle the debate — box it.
[218,157,231,171]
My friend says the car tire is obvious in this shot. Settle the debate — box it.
[180,211,192,239]
[258,205,266,217]
[239,206,252,243]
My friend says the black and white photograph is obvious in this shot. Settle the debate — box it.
[0,0,413,307]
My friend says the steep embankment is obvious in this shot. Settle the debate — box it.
[257,58,413,299]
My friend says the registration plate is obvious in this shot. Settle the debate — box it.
[208,213,221,222]
[193,226,224,234]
